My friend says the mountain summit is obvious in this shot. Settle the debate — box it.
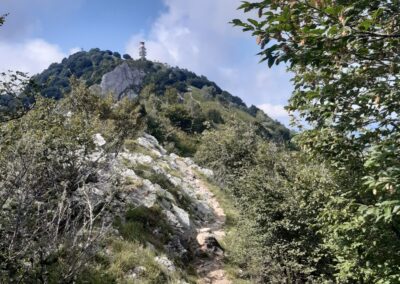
[34,48,290,155]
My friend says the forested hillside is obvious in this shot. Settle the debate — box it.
[0,45,294,282]
[1,1,400,283]
[32,48,290,156]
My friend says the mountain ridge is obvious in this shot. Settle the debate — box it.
[32,48,291,154]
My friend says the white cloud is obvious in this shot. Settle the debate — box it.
[125,0,294,125]
[0,0,83,75]
[126,0,244,72]
[257,103,288,119]
[0,39,65,75]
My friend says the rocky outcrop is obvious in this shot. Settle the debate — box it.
[86,133,215,255]
[98,62,145,100]
[83,132,232,282]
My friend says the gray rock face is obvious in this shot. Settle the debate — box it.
[165,236,189,261]
[85,132,218,281]
[99,62,145,100]
[154,256,176,272]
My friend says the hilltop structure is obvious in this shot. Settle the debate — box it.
[139,41,147,60]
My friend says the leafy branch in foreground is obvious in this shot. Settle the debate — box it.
[234,1,400,282]
[0,13,8,27]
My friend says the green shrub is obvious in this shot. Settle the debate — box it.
[76,268,117,284]
[146,115,167,143]
[206,109,224,124]
[115,205,173,248]
[0,80,143,282]
[195,122,336,283]
[165,105,193,132]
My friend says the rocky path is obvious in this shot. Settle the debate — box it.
[178,160,232,284]
[112,134,234,283]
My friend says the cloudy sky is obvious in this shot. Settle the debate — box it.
[0,0,293,124]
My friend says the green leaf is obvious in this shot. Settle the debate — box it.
[268,56,275,68]
[231,19,244,26]
[248,18,259,27]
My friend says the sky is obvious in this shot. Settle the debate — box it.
[0,0,293,125]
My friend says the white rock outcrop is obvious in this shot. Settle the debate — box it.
[86,133,216,269]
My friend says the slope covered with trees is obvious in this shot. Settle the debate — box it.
[32,48,291,155]
[3,2,400,282]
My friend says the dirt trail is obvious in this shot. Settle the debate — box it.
[178,160,232,284]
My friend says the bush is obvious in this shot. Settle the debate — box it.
[113,203,175,254]
[206,109,224,124]
[165,105,207,134]
[0,80,143,282]
[123,53,132,60]
[165,105,193,132]
[195,122,336,283]
[146,115,167,143]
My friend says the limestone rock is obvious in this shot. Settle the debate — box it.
[93,133,106,147]
[137,134,167,155]
[80,132,223,281]
[196,231,224,256]
[172,204,191,229]
[120,151,153,165]
[165,236,189,261]
[99,62,145,100]
[155,256,176,272]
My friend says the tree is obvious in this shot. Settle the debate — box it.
[165,105,193,132]
[206,109,224,124]
[0,80,144,282]
[164,87,179,105]
[0,15,36,122]
[233,1,400,281]
[112,52,121,59]
[123,53,132,60]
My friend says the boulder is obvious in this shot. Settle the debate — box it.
[155,256,176,272]
[93,133,106,147]
[196,232,224,256]
[165,235,190,261]
[100,62,145,100]
[119,151,153,165]
[172,204,192,229]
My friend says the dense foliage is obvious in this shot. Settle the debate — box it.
[32,49,290,151]
[0,13,296,283]
[0,80,144,282]
[34,49,124,99]
[233,0,400,282]
[196,122,336,283]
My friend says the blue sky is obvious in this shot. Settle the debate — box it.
[0,0,293,124]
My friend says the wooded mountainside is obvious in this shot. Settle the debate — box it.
[1,2,400,282]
